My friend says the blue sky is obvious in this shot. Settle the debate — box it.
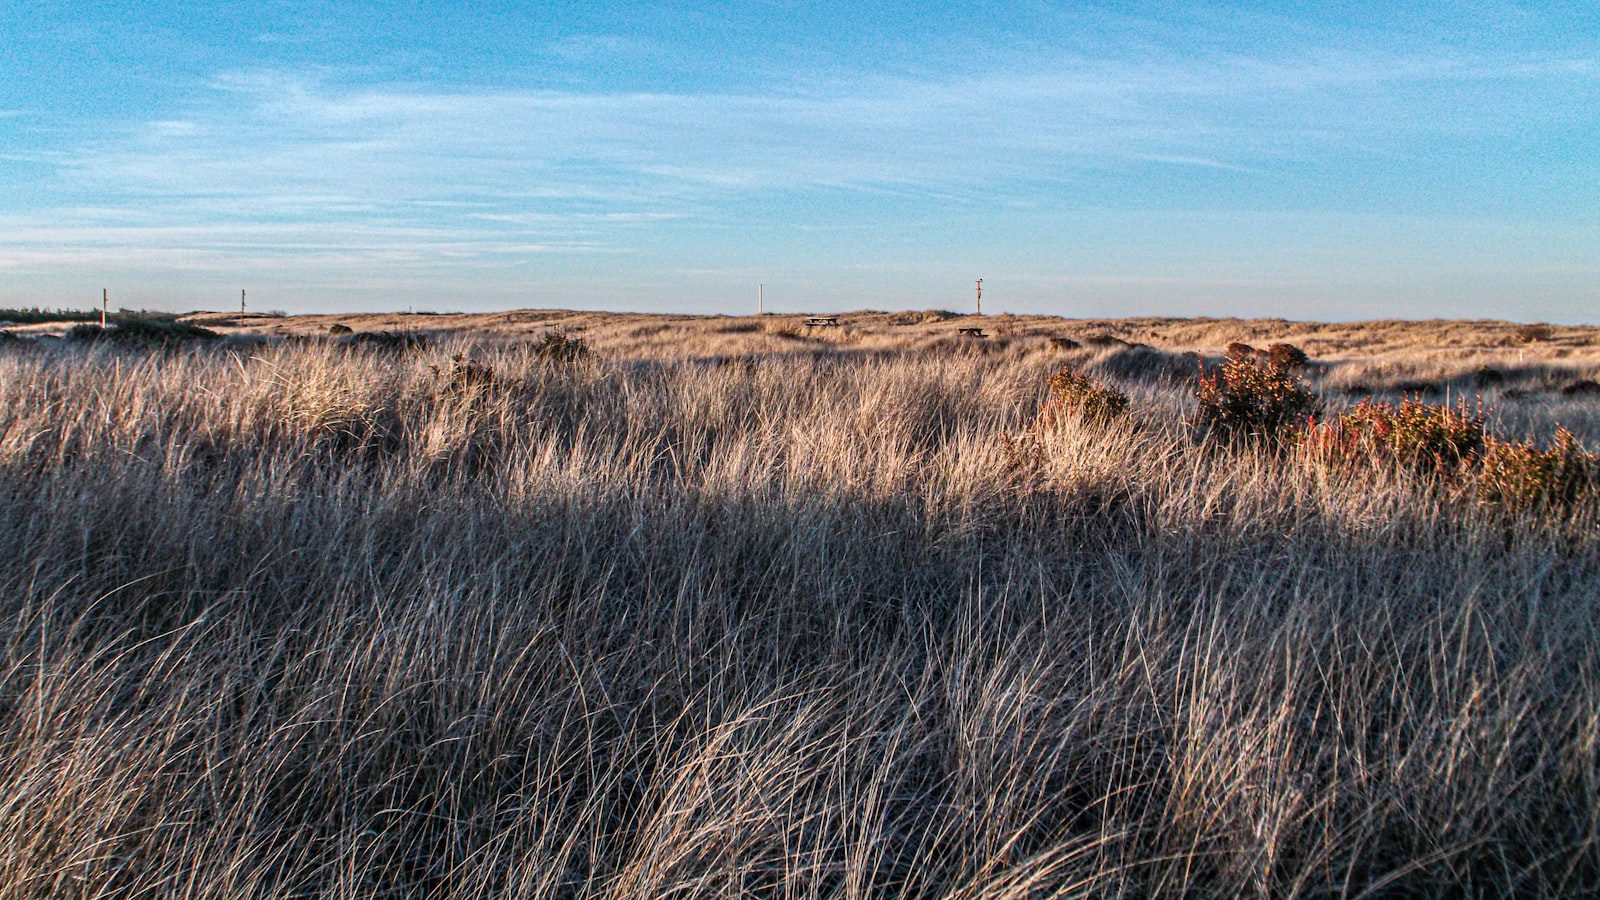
[2,2,1597,320]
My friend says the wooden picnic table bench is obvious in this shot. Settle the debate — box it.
[957,327,987,338]
[804,316,841,327]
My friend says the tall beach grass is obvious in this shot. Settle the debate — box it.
[0,333,1596,897]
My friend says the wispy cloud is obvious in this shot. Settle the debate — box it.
[56,45,1591,213]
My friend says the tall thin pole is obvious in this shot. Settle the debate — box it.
[975,278,983,316]
[758,284,764,315]
[241,289,247,314]
[101,289,108,328]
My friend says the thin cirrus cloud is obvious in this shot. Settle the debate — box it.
[66,48,1580,202]
[48,47,1584,218]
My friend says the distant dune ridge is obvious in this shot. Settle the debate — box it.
[177,307,1600,362]
[0,309,1597,895]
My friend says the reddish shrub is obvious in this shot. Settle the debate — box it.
[1299,398,1485,477]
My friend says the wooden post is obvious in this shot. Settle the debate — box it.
[758,284,764,315]
[241,289,246,314]
[975,278,983,316]
[101,289,108,328]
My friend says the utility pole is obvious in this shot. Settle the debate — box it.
[101,289,108,328]
[240,289,247,314]
[975,278,983,316]
[758,284,764,315]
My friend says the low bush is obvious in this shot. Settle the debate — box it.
[328,323,353,335]
[1391,379,1442,397]
[888,309,960,325]
[1037,364,1128,428]
[1266,342,1310,369]
[64,316,220,349]
[0,307,102,325]
[1479,428,1598,517]
[1047,336,1081,350]
[1562,379,1600,397]
[1299,398,1485,477]
[342,330,431,352]
[432,355,498,394]
[1194,342,1320,444]
[1083,332,1128,347]
[1095,345,1196,385]
[1298,398,1595,520]
[1470,366,1506,388]
[532,330,591,364]
[1514,323,1554,344]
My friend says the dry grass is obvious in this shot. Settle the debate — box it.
[1,312,1598,897]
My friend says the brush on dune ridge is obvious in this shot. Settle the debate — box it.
[0,333,1596,897]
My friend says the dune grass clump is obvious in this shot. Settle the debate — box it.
[762,318,815,341]
[887,309,959,325]
[1194,341,1320,444]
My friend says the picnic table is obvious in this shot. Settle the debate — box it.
[804,316,841,327]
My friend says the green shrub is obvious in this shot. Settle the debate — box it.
[1037,364,1128,428]
[1479,429,1597,516]
[1003,365,1128,474]
[1194,342,1320,444]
